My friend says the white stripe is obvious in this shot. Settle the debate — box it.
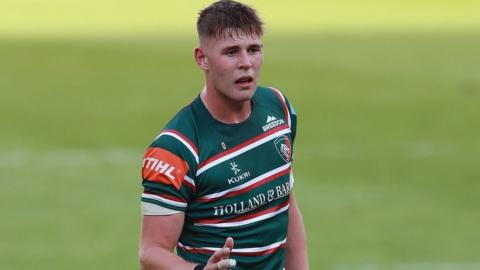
[183,175,195,187]
[196,128,290,176]
[156,132,199,164]
[142,193,187,208]
[195,204,289,227]
[270,87,292,128]
[201,162,291,200]
[232,238,287,253]
[141,201,182,215]
[178,238,287,253]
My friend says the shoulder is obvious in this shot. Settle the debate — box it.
[256,85,296,128]
[255,85,282,102]
[140,100,200,212]
[149,102,200,167]
[256,86,294,110]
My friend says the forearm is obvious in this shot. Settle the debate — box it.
[285,194,309,270]
[139,246,197,270]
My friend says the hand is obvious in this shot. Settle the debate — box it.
[204,237,236,270]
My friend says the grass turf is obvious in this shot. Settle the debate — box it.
[1,31,479,269]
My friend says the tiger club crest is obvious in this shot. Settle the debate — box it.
[274,135,291,162]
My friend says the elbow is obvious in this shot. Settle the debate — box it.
[139,246,171,269]
[138,247,152,269]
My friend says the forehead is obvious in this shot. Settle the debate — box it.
[202,30,262,49]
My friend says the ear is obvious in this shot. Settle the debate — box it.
[194,47,209,71]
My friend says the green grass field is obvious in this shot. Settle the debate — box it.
[1,1,480,269]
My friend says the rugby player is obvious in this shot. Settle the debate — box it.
[139,1,309,269]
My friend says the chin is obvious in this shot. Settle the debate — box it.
[236,82,257,92]
[239,85,257,98]
[239,94,255,102]
[225,91,253,103]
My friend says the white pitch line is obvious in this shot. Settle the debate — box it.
[0,148,140,168]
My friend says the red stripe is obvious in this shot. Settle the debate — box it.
[182,179,196,192]
[196,199,289,224]
[143,191,186,203]
[196,167,290,203]
[163,129,199,155]
[176,245,214,255]
[270,87,289,126]
[198,124,289,170]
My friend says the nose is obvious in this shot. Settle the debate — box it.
[237,50,252,70]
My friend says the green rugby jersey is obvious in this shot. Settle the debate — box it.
[141,86,297,270]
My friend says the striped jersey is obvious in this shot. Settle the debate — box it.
[141,86,297,270]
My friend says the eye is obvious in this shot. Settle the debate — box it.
[225,49,237,56]
[248,47,261,54]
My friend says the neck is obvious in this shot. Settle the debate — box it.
[200,86,252,124]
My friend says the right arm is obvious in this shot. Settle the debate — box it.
[139,213,195,270]
[140,134,235,270]
[139,213,235,270]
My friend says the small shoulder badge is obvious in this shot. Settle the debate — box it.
[274,135,291,162]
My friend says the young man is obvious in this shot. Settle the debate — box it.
[139,1,308,269]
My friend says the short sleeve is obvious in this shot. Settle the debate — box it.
[140,132,198,212]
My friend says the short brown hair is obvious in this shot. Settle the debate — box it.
[197,0,264,39]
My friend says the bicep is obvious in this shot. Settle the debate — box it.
[140,212,185,251]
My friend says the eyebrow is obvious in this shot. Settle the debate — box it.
[221,46,240,53]
[221,43,262,53]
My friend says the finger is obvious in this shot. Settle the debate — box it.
[217,259,237,269]
[223,237,234,251]
[207,248,231,264]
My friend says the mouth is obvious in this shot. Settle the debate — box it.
[234,76,254,88]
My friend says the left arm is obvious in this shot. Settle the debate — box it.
[285,192,309,270]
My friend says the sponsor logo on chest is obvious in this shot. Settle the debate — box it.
[213,181,291,216]
[262,115,285,132]
[227,162,252,185]
[274,135,292,162]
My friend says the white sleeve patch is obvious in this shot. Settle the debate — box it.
[142,201,182,216]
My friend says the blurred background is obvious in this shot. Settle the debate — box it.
[1,1,479,269]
